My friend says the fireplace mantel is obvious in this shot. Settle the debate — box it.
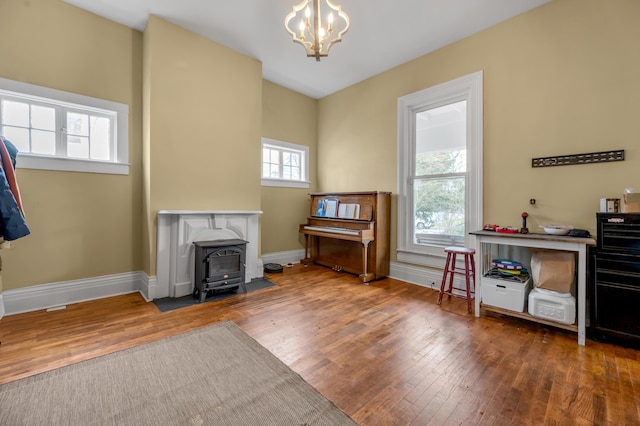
[155,210,262,300]
[159,210,263,216]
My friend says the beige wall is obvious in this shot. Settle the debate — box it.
[2,0,637,294]
[0,0,143,290]
[0,2,282,294]
[143,16,263,275]
[261,81,318,254]
[318,0,640,261]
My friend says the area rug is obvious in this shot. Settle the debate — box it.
[0,321,356,426]
[153,277,276,312]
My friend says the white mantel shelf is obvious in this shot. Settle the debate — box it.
[159,210,263,215]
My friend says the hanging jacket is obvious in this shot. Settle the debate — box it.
[0,137,30,241]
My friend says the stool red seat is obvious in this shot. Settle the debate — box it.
[438,246,476,313]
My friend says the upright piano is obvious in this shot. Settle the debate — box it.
[299,191,391,283]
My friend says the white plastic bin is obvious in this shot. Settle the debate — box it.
[481,276,532,313]
[528,288,576,325]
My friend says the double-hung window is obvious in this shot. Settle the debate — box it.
[0,77,129,175]
[261,137,309,188]
[397,71,483,268]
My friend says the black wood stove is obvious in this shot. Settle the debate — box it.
[193,239,248,303]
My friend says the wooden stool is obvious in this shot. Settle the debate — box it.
[438,246,476,313]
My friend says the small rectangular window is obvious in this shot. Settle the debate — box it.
[261,137,309,189]
[0,77,128,175]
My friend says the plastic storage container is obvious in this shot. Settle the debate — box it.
[528,288,576,325]
[481,275,532,313]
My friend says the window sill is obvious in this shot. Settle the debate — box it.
[261,178,310,189]
[16,154,130,175]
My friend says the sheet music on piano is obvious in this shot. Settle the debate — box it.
[337,203,360,219]
[325,199,338,217]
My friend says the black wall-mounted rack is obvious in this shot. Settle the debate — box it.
[532,149,624,168]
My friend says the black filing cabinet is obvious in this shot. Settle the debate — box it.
[590,213,640,346]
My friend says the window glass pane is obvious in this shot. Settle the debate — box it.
[67,112,89,136]
[416,149,466,175]
[31,130,56,155]
[415,100,466,176]
[281,151,301,180]
[67,135,89,158]
[89,116,110,160]
[289,152,300,167]
[414,176,465,243]
[2,100,30,127]
[31,105,56,131]
[261,145,304,181]
[2,126,30,152]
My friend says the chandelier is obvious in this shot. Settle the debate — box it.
[285,0,350,61]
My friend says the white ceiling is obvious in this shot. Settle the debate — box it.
[63,0,550,99]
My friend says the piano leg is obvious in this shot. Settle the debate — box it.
[301,234,312,265]
[359,240,375,284]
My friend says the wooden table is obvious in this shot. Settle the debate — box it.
[470,230,596,345]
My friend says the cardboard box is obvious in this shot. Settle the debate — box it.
[621,193,640,213]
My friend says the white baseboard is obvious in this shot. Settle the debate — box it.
[389,261,441,290]
[139,273,155,302]
[0,255,267,315]
[389,261,474,296]
[2,271,149,316]
[0,257,471,316]
[262,249,304,266]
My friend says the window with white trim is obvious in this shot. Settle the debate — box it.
[397,71,483,269]
[261,137,309,189]
[0,77,129,175]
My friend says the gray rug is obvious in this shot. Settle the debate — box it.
[0,321,356,426]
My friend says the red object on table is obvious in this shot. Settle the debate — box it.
[496,226,519,233]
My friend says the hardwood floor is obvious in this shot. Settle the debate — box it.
[1,263,639,425]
